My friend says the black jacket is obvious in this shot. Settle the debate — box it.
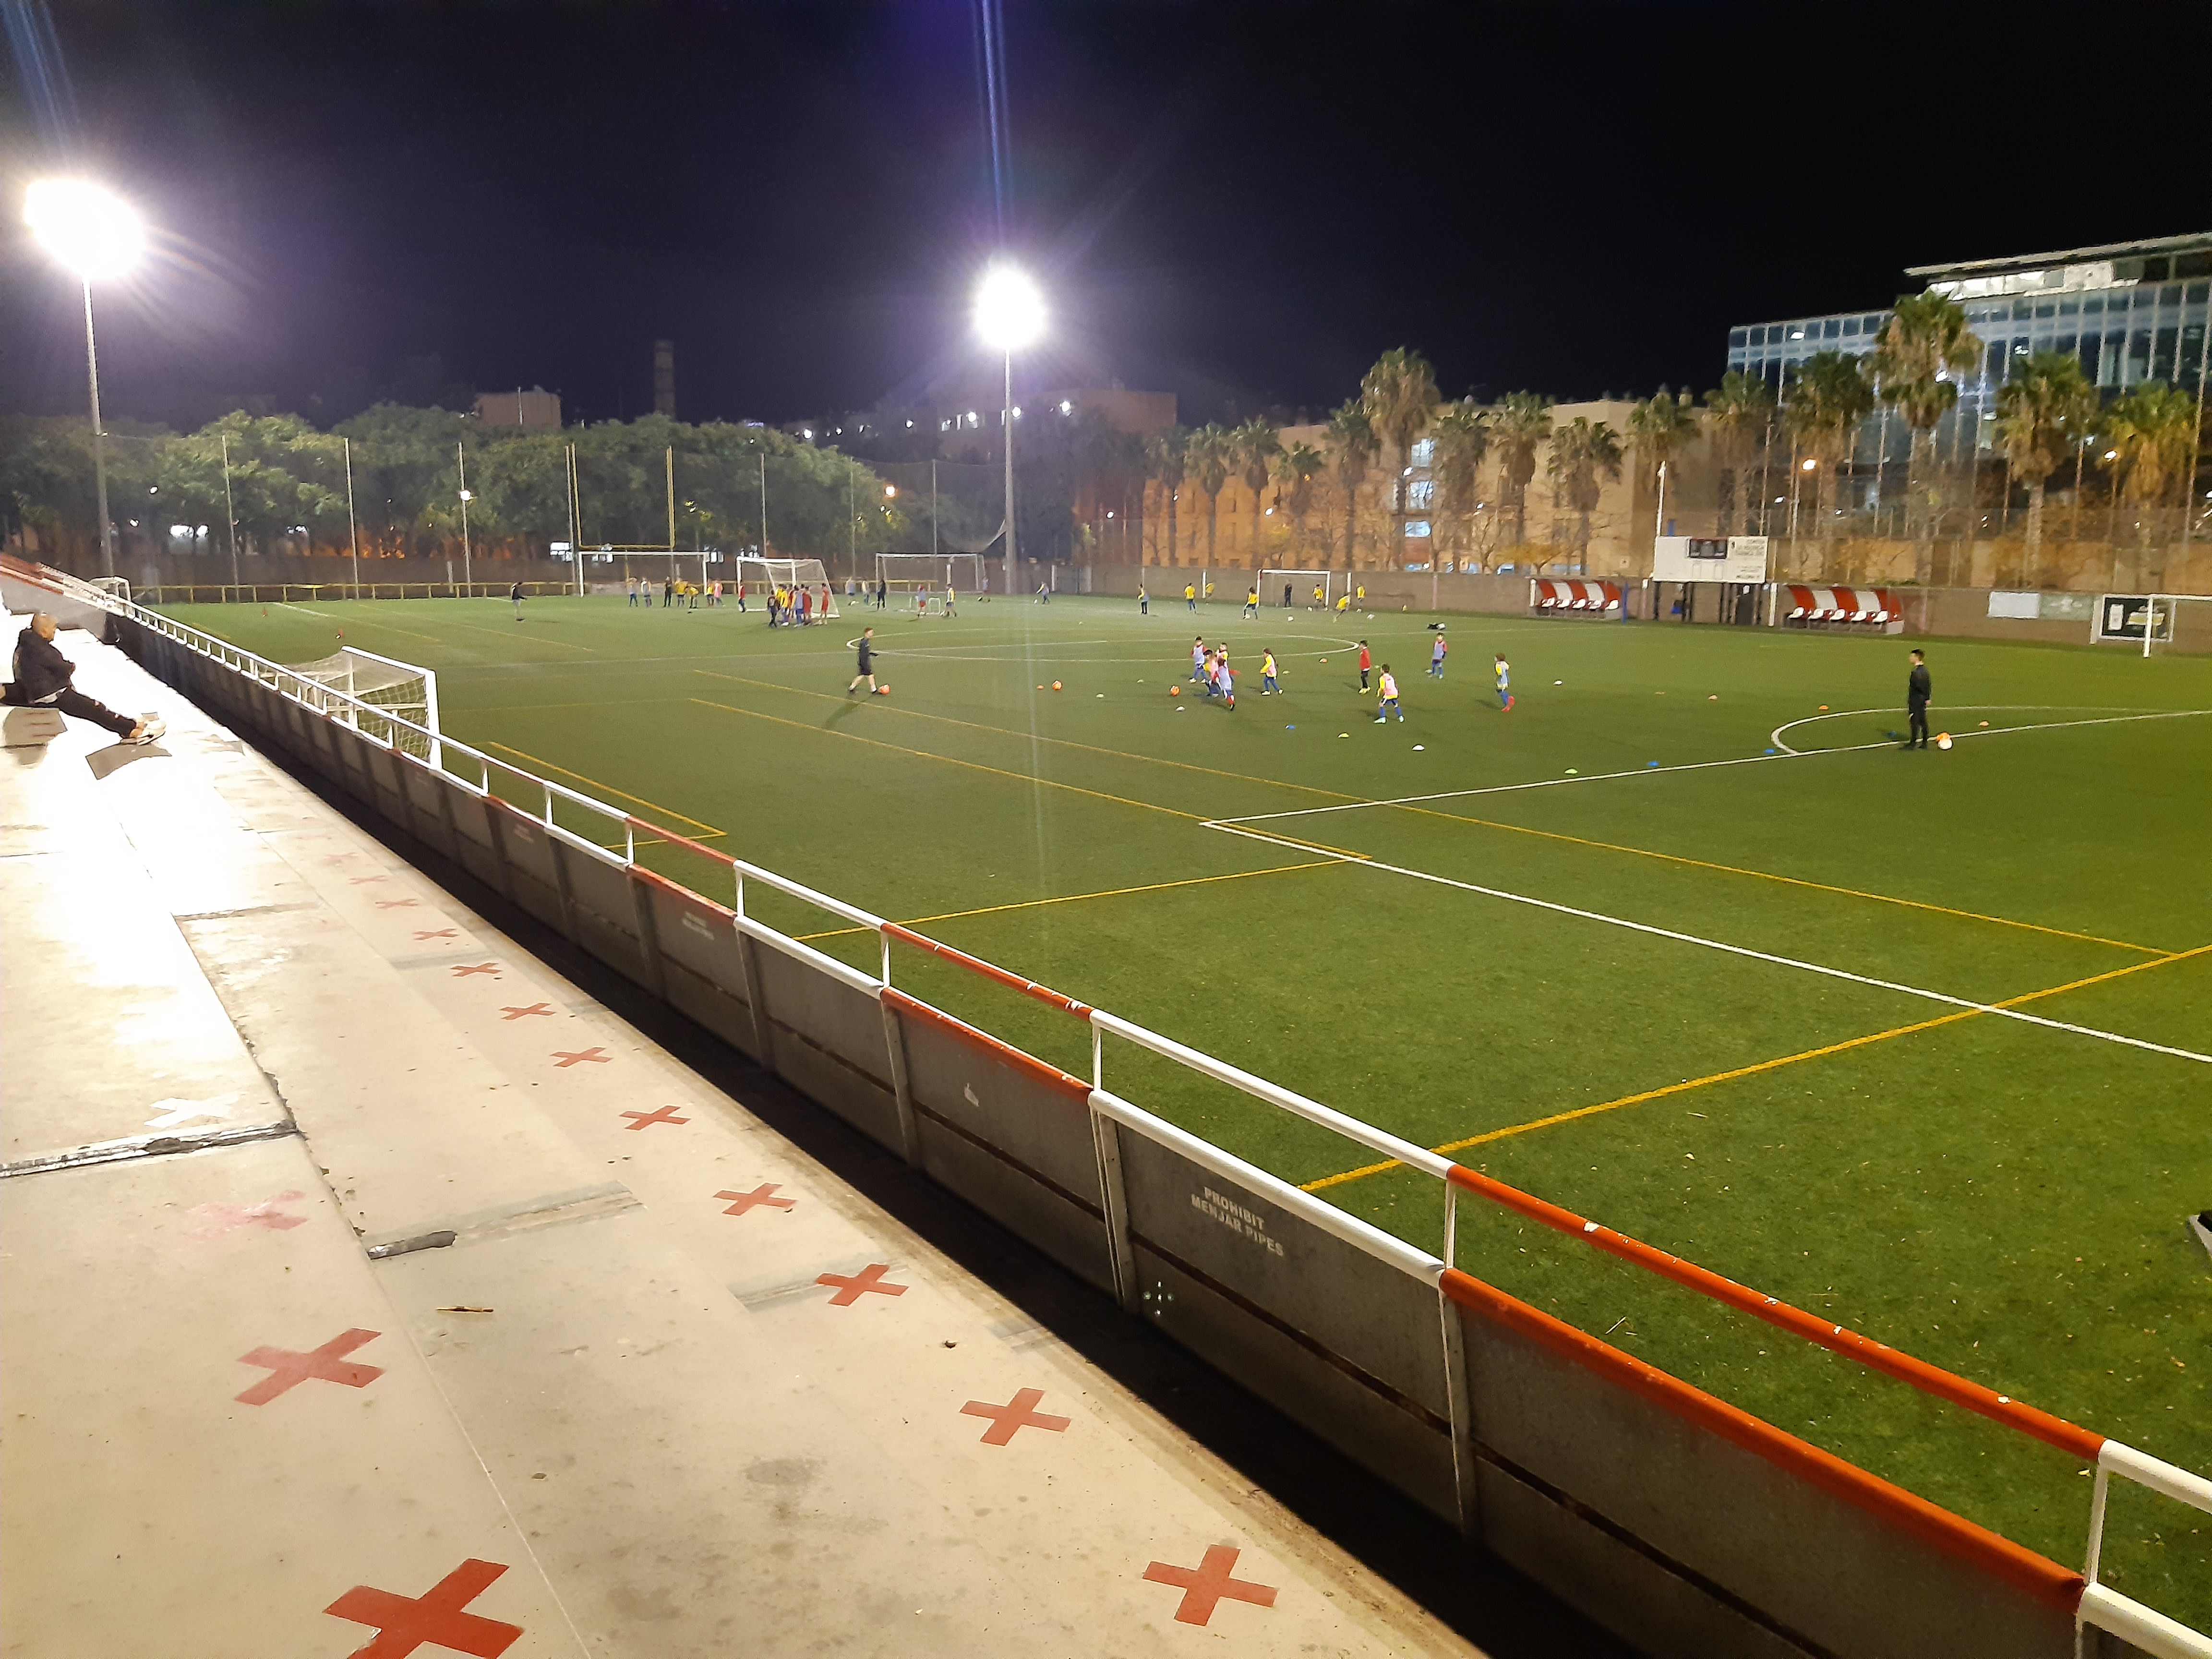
[11,631,75,703]
[1908,664,1931,706]
[856,638,876,673]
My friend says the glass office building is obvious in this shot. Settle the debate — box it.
[1714,233,2209,534]
[1723,232,2211,458]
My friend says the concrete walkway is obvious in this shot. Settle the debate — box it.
[0,625,1536,1658]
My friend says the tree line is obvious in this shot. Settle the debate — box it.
[0,405,913,569]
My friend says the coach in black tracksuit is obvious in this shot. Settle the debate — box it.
[6,612,159,741]
[1904,649,1932,750]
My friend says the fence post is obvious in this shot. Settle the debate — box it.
[878,994,924,1170]
[1438,1184,1483,1540]
[1089,1099,1139,1314]
[729,874,773,1063]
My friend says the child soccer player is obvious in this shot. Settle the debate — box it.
[1334,591,1350,617]
[1356,639,1371,692]
[944,582,958,617]
[1429,633,1447,678]
[626,576,639,607]
[1244,587,1259,619]
[1138,583,1149,614]
[1493,653,1514,711]
[1260,649,1280,695]
[1374,665,1402,722]
[1214,650,1236,709]
[1312,582,1325,608]
[847,626,879,696]
[1185,582,1197,612]
[511,580,525,621]
[1191,637,1207,681]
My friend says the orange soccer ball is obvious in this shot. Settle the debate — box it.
[1051,681,1062,691]
[1168,685,1181,697]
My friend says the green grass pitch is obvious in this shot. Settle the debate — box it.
[161,589,2212,1613]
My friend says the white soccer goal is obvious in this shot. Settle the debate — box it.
[1258,568,1335,609]
[2092,592,2212,656]
[735,557,839,618]
[286,647,440,761]
[875,552,985,598]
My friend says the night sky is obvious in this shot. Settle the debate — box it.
[4,0,2206,432]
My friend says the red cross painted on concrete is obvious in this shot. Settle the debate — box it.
[413,928,458,940]
[619,1105,689,1130]
[187,1190,307,1242]
[1142,1546,1278,1626]
[552,1047,609,1068]
[716,1183,796,1217]
[451,962,501,978]
[349,875,387,885]
[816,1263,907,1307]
[234,1328,385,1406]
[375,899,420,910]
[961,1387,1071,1446]
[501,1003,553,1020]
[325,1558,522,1658]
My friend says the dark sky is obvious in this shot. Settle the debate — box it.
[4,0,2206,432]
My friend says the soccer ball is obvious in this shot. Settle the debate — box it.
[876,685,891,697]
[1052,681,1062,691]
[1169,685,1181,697]
[1936,733,1951,749]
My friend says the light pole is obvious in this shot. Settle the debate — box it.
[456,441,473,594]
[973,264,1044,599]
[24,180,143,581]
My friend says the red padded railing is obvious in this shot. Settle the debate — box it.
[882,986,1093,1102]
[882,922,1094,1018]
[1442,1269,2085,1608]
[1444,1163,2104,1462]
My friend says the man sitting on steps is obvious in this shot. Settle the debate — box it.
[4,612,166,744]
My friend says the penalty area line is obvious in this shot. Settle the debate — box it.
[1204,822,2212,1068]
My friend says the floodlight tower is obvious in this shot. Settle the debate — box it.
[973,264,1044,598]
[24,180,144,580]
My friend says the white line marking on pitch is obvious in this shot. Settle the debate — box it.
[1767,704,2199,755]
[1204,822,2212,1068]
[1215,707,2210,826]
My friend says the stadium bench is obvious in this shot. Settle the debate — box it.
[1528,577,1623,618]
[1782,584,1906,633]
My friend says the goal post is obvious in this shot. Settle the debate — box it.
[734,556,839,617]
[285,646,440,762]
[2093,592,2212,656]
[874,552,986,597]
[1258,568,1335,609]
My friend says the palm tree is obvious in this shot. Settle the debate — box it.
[1490,392,1553,548]
[1627,387,1700,544]
[2104,382,2201,583]
[1230,416,1282,564]
[1429,400,1489,569]
[1359,348,1439,548]
[1993,351,2098,587]
[1702,371,1775,537]
[1325,399,1377,570]
[1869,291,1984,578]
[1185,422,1233,568]
[1783,350,1876,552]
[1272,441,1325,561]
[1545,417,1624,566]
[1144,427,1187,565]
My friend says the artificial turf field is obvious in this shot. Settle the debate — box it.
[163,590,2211,1612]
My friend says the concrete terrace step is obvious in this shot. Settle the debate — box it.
[0,624,1495,1658]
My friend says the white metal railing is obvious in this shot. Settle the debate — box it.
[67,565,2212,1646]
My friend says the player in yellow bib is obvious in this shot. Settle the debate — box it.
[1334,592,1350,616]
[1373,667,1402,722]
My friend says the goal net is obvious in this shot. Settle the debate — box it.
[875,553,986,596]
[1258,568,1335,608]
[286,647,440,760]
[735,557,839,617]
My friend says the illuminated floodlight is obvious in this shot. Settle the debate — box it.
[24,179,142,280]
[974,264,1044,352]
[883,484,897,498]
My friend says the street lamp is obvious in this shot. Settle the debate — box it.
[25,179,143,579]
[974,263,1044,598]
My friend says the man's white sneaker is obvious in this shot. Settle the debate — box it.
[132,715,168,745]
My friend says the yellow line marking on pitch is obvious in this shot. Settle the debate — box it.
[694,669,1360,802]
[688,697,1204,822]
[279,605,446,645]
[793,861,1341,942]
[1301,941,2212,1192]
[480,740,725,836]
